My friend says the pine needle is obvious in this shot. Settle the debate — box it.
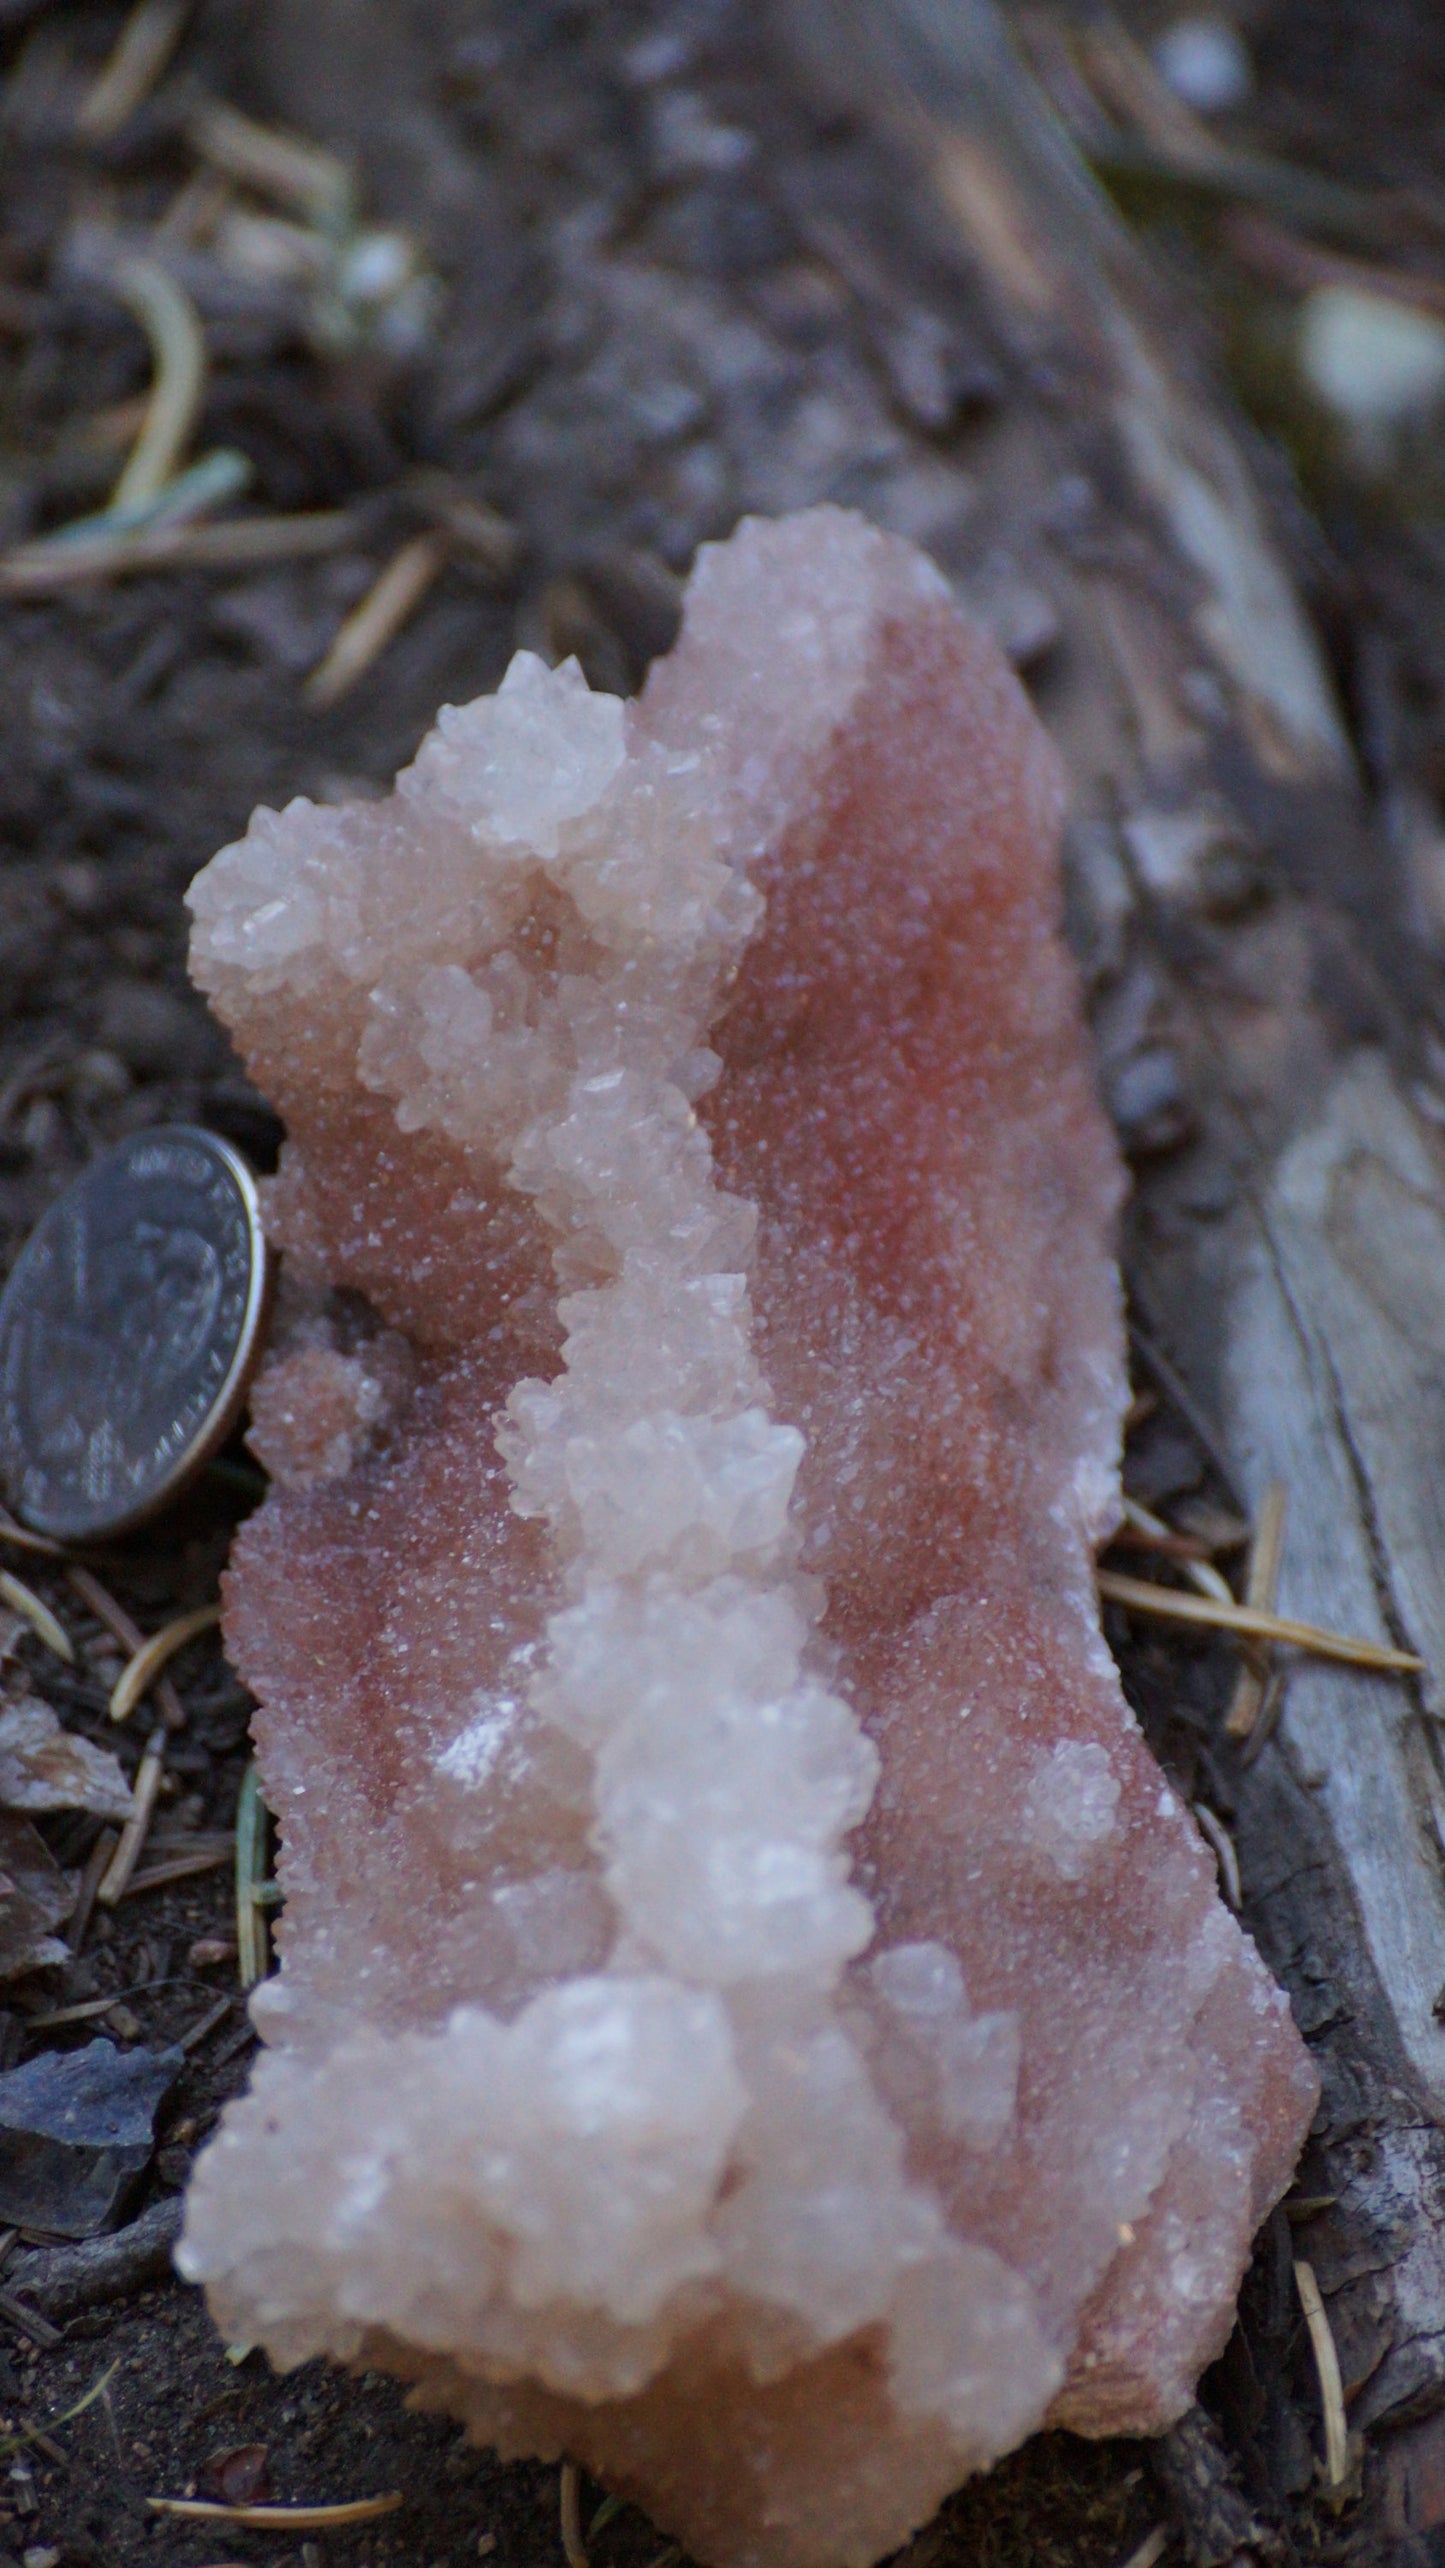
[1225,1481,1288,1739]
[109,1602,219,1723]
[1096,1570,1423,1673]
[235,1762,271,1988]
[97,1723,166,1907]
[1118,2530,1169,2568]
[560,2462,588,2568]
[109,257,207,513]
[1192,1802,1242,1908]
[148,2492,403,2528]
[67,1566,185,1727]
[0,509,354,596]
[305,531,450,706]
[76,0,191,141]
[0,1571,73,1665]
[0,1512,62,1561]
[0,2359,118,2459]
[1294,2258,1349,2490]
[1120,1496,1233,1604]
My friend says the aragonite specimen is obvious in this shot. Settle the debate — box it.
[181,507,1317,2568]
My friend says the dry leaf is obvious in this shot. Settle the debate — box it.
[0,1810,75,1978]
[0,1688,132,1819]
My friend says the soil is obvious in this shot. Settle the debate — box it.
[0,2,1440,2566]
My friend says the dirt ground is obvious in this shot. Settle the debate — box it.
[1,1,1442,2564]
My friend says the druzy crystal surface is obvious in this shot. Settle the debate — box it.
[181,508,1317,2568]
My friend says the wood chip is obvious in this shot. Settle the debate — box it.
[148,2492,404,2529]
[96,1724,166,1908]
[110,1603,219,1724]
[305,530,450,707]
[1294,2256,1349,2490]
[0,1573,73,1666]
[1225,1480,1288,1739]
[1096,1569,1423,1672]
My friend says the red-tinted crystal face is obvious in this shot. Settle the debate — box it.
[181,508,1317,2568]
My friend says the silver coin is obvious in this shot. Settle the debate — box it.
[0,1126,270,1542]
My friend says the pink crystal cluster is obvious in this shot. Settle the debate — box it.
[181,508,1317,2568]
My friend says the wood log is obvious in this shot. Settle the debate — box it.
[781,0,1445,2508]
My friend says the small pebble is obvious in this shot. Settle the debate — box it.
[1154,14,1252,113]
[1299,285,1445,448]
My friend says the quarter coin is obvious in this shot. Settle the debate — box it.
[0,1125,269,1542]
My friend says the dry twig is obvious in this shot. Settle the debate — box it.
[1096,1569,1423,1672]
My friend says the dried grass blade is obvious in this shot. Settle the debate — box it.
[148,2492,403,2528]
[109,1603,219,1724]
[1096,1570,1423,1672]
[1294,2258,1349,2490]
[1225,1481,1288,1740]
[0,1572,73,1665]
